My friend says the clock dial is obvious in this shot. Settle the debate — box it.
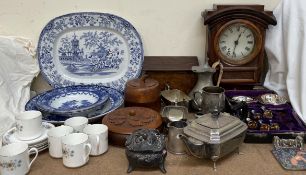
[218,24,255,60]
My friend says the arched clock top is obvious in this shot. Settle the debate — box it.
[203,5,277,29]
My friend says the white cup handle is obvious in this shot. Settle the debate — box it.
[84,143,91,163]
[28,148,39,168]
[96,136,100,154]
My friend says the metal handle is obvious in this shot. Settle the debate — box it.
[193,91,203,106]
[212,60,224,87]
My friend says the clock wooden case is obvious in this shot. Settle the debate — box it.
[203,5,277,87]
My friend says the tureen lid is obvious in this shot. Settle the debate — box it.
[195,112,239,129]
[184,112,247,144]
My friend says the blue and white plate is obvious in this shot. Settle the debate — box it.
[37,12,144,91]
[25,87,123,124]
[36,85,109,117]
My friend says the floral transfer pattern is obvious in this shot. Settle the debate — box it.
[62,147,75,158]
[37,12,144,91]
[0,159,22,171]
[58,100,92,110]
[16,123,23,132]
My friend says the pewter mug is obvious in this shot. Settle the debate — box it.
[167,121,187,155]
[194,86,225,114]
[202,86,225,113]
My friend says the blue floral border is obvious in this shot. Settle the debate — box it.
[37,12,144,91]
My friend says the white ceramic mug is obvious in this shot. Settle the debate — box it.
[0,142,38,175]
[15,110,43,140]
[64,117,88,133]
[48,125,74,158]
[62,133,92,168]
[83,124,108,156]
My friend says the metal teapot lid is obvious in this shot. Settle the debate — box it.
[184,111,247,144]
[195,111,240,129]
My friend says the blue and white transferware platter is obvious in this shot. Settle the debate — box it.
[36,85,109,117]
[25,87,123,124]
[37,12,144,91]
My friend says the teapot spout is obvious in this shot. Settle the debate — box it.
[178,134,206,159]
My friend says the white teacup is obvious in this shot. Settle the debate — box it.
[48,125,74,158]
[0,142,38,175]
[16,111,43,140]
[83,124,108,156]
[62,133,91,168]
[64,117,88,133]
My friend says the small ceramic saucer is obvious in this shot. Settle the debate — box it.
[2,122,54,145]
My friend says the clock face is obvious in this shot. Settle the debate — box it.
[218,23,255,61]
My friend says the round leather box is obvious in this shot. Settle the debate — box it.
[102,107,163,146]
[124,75,161,112]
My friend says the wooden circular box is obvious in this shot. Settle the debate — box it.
[102,107,163,146]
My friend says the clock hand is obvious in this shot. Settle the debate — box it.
[232,32,244,58]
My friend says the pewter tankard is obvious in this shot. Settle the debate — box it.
[194,86,225,114]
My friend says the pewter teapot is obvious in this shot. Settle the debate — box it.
[179,111,247,170]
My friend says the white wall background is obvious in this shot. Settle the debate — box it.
[0,0,280,64]
[0,0,281,91]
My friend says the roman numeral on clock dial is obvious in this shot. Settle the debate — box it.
[218,23,255,60]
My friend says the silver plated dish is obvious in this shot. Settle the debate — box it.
[36,85,109,117]
[161,89,191,107]
[231,95,256,103]
[161,105,188,122]
[259,93,287,105]
[37,12,144,91]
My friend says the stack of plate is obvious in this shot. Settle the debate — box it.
[26,86,124,125]
[27,12,143,125]
[2,122,54,153]
[35,85,110,117]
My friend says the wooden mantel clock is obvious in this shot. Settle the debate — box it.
[203,4,277,87]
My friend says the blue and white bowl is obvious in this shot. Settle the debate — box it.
[25,87,124,124]
[36,85,109,117]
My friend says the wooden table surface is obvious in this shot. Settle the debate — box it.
[29,143,306,175]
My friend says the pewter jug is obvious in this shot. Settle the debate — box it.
[189,61,224,111]
[167,121,187,155]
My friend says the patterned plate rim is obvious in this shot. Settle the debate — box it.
[37,12,144,91]
[36,85,109,115]
[25,87,123,124]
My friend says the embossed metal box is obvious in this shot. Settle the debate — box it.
[125,128,167,173]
